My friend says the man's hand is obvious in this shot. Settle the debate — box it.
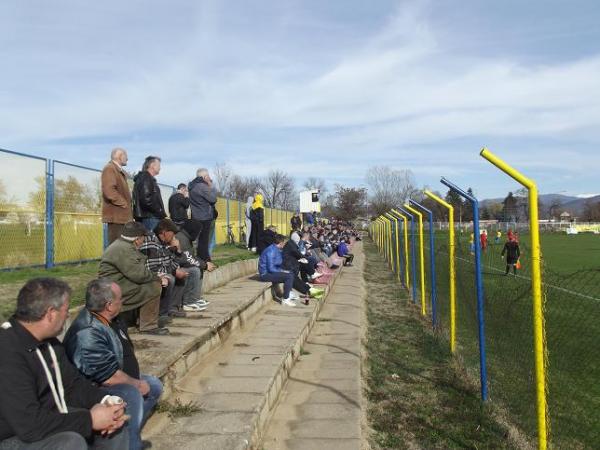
[206,262,217,272]
[175,268,189,279]
[136,379,151,396]
[159,275,169,287]
[170,237,181,251]
[91,403,126,435]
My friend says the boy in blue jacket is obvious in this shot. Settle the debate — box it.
[258,235,297,307]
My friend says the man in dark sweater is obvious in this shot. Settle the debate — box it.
[0,278,128,449]
[168,183,190,225]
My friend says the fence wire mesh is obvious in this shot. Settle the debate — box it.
[0,151,47,268]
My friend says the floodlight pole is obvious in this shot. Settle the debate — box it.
[440,177,488,402]
[409,199,438,328]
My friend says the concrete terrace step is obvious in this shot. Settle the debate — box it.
[141,261,347,449]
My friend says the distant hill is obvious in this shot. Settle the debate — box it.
[480,193,600,218]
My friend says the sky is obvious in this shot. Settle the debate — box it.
[1,0,600,202]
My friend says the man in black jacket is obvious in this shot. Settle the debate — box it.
[0,278,128,449]
[132,156,166,232]
[168,183,190,225]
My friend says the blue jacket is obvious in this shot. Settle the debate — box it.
[63,308,123,384]
[259,244,283,276]
[337,241,349,257]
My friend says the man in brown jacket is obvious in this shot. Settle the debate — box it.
[102,148,133,244]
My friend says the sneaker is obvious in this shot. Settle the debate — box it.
[183,303,208,312]
[194,298,211,306]
[282,298,297,307]
[330,264,340,270]
[289,291,300,300]
[311,272,323,280]
[139,327,170,336]
[158,315,172,327]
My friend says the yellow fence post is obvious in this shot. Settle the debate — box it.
[480,147,548,450]
[425,190,457,354]
[405,204,427,316]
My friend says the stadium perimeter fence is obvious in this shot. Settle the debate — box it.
[0,148,293,270]
[370,167,599,448]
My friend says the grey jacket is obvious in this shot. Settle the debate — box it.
[189,177,217,221]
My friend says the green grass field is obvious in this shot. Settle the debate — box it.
[0,244,256,322]
[385,229,600,448]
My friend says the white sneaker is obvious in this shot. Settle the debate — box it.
[183,303,208,312]
[194,299,210,306]
[289,291,300,300]
[282,298,297,307]
[311,272,323,280]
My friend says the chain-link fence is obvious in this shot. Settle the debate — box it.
[1,148,295,270]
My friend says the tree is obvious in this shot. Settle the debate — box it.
[228,175,263,202]
[445,189,464,223]
[262,170,295,209]
[366,166,416,217]
[548,199,563,220]
[302,177,328,197]
[213,162,233,197]
[332,185,367,221]
[502,192,519,222]
[582,199,600,221]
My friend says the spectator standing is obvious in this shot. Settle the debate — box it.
[168,183,190,225]
[0,278,128,450]
[245,196,253,249]
[189,168,217,262]
[101,147,132,244]
[290,211,302,231]
[248,193,265,252]
[132,156,166,232]
[98,221,167,335]
[64,279,162,450]
[480,229,488,252]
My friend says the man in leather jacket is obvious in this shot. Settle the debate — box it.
[64,278,161,450]
[132,156,166,232]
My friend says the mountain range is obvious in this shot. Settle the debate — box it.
[481,194,600,217]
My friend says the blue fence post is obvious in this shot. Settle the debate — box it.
[398,206,417,303]
[388,212,406,287]
[440,177,488,401]
[45,160,55,269]
[409,199,438,329]
[103,223,109,250]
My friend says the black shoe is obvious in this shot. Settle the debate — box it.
[158,316,172,327]
[140,327,170,336]
[169,310,187,318]
[330,264,340,270]
[141,441,153,449]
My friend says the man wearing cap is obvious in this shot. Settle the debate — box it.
[98,221,168,335]
[138,219,190,327]
[101,148,133,244]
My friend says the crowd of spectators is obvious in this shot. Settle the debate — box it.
[0,148,360,449]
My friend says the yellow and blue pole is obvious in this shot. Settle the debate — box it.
[388,211,406,286]
[441,177,488,401]
[385,212,399,275]
[424,191,457,354]
[480,148,547,450]
[405,203,427,316]
[409,199,438,327]
[398,206,418,303]
[392,209,410,289]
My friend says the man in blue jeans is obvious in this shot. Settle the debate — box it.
[64,278,163,450]
[259,234,297,307]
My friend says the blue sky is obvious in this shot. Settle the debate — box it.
[1,0,599,200]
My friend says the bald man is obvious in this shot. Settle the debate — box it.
[102,148,133,244]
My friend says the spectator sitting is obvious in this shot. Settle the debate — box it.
[132,156,167,232]
[281,234,325,300]
[0,278,128,450]
[168,183,190,226]
[139,219,190,328]
[99,221,167,336]
[173,219,217,311]
[64,278,162,450]
[257,224,278,255]
[337,238,354,266]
